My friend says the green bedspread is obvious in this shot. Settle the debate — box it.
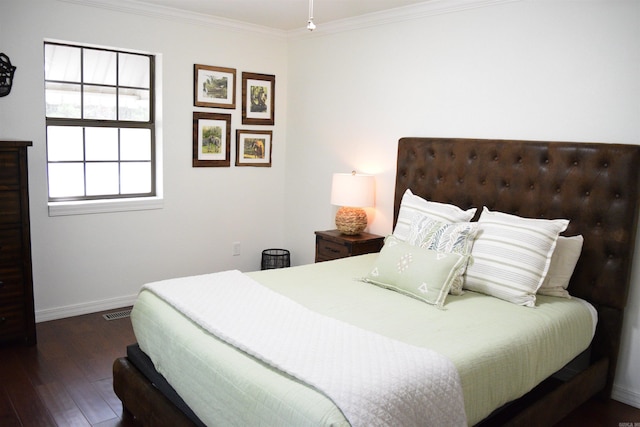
[132,254,595,426]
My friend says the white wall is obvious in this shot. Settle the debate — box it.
[0,0,289,319]
[2,0,639,410]
[284,0,640,407]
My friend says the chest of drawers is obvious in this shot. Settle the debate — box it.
[0,140,35,345]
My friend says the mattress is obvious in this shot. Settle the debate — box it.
[131,254,596,426]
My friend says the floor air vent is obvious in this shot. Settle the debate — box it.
[103,309,132,321]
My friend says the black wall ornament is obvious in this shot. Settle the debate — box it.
[0,53,17,97]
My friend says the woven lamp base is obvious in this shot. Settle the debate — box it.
[335,206,367,235]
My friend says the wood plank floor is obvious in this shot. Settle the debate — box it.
[0,309,137,427]
[0,307,639,426]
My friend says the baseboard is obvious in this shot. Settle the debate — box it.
[35,294,138,322]
[612,384,640,409]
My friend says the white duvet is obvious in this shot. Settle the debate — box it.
[142,269,467,427]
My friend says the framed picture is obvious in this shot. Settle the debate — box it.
[236,130,272,167]
[193,112,231,167]
[242,72,275,125]
[194,64,236,109]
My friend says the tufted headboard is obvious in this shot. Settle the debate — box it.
[394,137,640,396]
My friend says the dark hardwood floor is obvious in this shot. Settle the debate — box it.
[0,308,137,427]
[1,307,639,426]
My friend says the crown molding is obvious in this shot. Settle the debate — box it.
[288,0,520,38]
[57,0,519,40]
[56,0,288,40]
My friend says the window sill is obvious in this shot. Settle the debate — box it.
[48,197,164,216]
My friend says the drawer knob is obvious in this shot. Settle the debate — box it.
[0,317,6,325]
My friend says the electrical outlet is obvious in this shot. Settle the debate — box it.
[232,242,241,256]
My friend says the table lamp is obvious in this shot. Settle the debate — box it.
[330,171,375,235]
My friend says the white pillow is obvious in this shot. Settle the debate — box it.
[393,189,476,241]
[464,207,569,307]
[407,215,479,295]
[538,235,583,298]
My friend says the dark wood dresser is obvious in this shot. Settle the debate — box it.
[315,229,384,262]
[0,140,35,345]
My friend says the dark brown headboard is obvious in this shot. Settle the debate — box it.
[394,137,640,394]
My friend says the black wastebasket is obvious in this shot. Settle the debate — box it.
[261,249,290,270]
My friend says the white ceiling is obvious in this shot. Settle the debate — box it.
[130,0,434,31]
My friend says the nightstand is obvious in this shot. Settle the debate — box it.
[314,230,385,262]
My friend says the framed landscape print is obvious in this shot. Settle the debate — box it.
[236,130,272,167]
[193,112,231,167]
[194,64,236,109]
[242,72,275,125]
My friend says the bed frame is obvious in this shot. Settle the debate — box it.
[114,137,640,426]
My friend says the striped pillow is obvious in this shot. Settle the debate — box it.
[393,189,476,241]
[464,207,569,307]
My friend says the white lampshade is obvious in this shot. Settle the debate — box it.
[330,172,375,235]
[330,172,375,208]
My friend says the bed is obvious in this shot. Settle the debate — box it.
[113,137,640,426]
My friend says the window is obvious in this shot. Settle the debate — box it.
[44,42,156,204]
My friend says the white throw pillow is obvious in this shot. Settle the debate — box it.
[393,189,476,241]
[464,207,569,307]
[538,235,583,298]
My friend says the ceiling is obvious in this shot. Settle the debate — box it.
[130,0,433,31]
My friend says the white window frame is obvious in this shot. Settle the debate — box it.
[44,40,163,216]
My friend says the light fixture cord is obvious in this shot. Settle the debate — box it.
[307,0,316,31]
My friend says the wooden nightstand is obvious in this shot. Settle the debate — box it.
[314,230,385,262]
